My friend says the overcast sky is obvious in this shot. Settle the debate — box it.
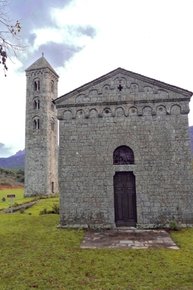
[1,0,193,157]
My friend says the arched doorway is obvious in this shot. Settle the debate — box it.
[113,146,137,226]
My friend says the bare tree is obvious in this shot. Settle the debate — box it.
[0,0,21,76]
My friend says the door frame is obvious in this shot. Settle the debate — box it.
[113,171,137,227]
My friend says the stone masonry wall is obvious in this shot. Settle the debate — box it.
[56,70,193,228]
[25,64,58,196]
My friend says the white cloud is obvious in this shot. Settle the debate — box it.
[0,58,25,156]
[1,0,193,156]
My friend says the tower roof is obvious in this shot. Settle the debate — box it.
[26,55,59,77]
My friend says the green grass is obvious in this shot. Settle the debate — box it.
[0,189,193,289]
[25,196,59,215]
[0,187,34,210]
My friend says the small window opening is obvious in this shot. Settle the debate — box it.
[37,100,40,109]
[33,100,37,109]
[33,99,40,109]
[33,118,40,130]
[51,182,54,193]
[34,80,40,91]
[51,80,54,93]
[51,122,54,131]
[117,84,123,91]
[113,145,134,165]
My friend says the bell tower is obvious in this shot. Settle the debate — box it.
[24,55,59,196]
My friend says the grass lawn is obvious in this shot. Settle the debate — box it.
[0,188,34,210]
[0,189,193,289]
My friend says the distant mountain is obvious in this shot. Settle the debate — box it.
[0,150,25,169]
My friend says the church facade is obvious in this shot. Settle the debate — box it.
[25,56,193,228]
[55,67,193,228]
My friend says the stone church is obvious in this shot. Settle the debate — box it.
[25,56,193,228]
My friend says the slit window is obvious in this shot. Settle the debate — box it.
[33,118,40,130]
[51,182,54,193]
[51,80,54,93]
[51,119,55,131]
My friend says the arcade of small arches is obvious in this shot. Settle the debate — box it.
[59,103,185,120]
[75,83,170,104]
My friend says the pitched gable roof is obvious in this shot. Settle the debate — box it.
[55,67,192,105]
[26,55,59,77]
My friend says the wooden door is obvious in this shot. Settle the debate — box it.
[114,172,137,226]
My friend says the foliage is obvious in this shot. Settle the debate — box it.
[39,203,59,215]
[0,0,22,75]
[169,219,180,231]
[0,168,24,187]
[25,196,59,216]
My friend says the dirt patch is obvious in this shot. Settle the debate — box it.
[0,185,24,190]
[3,201,37,213]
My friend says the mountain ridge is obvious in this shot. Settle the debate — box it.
[0,149,25,169]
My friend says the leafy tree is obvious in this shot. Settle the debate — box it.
[0,0,21,76]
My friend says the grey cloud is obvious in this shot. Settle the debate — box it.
[28,33,36,45]
[24,42,81,68]
[8,1,96,68]
[0,143,12,157]
[9,0,72,31]
[38,42,81,67]
[76,26,96,38]
[9,0,73,46]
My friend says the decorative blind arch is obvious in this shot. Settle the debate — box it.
[113,145,134,165]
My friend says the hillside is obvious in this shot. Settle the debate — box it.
[0,150,25,169]
[0,168,24,188]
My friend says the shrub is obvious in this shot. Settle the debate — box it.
[39,204,59,215]
[39,208,48,215]
[52,203,59,214]
[169,219,180,231]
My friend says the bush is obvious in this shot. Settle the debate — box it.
[52,203,59,214]
[39,204,59,215]
[39,208,48,215]
[169,219,180,231]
